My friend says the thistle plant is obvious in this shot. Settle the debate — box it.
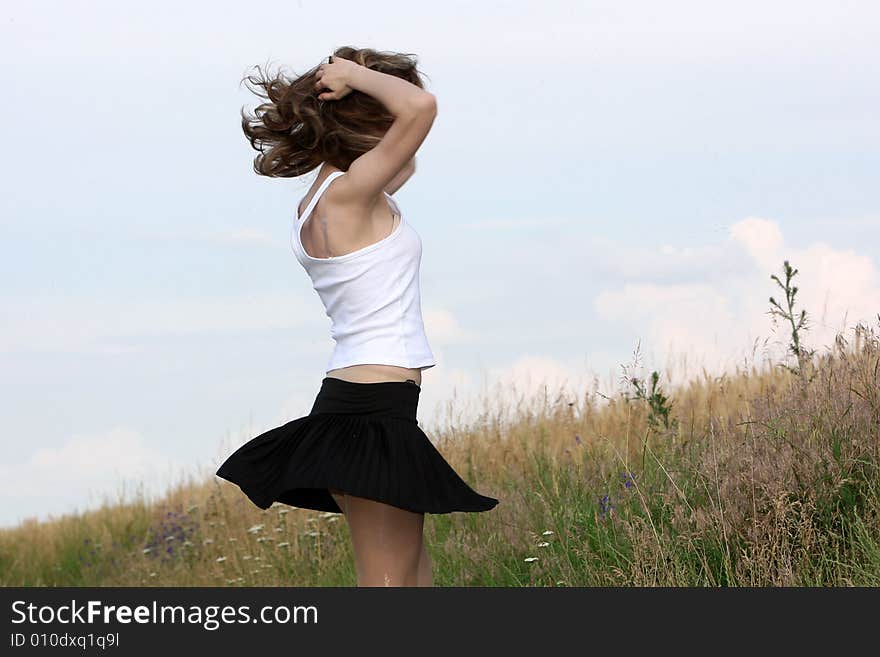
[768,259,815,378]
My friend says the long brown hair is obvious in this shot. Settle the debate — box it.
[240,46,429,178]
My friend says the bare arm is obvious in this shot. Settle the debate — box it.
[385,157,416,195]
[314,58,436,202]
[335,62,430,121]
[344,64,434,200]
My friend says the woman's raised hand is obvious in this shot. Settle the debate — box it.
[315,56,358,101]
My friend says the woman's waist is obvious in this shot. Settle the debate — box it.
[329,361,422,383]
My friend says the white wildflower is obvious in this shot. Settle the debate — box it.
[542,530,554,536]
[524,556,539,563]
[142,547,153,554]
[537,541,550,548]
[277,541,291,548]
[247,524,265,534]
[216,556,227,563]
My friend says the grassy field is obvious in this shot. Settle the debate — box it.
[2,315,878,586]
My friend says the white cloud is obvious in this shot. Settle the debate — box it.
[417,354,597,433]
[0,426,185,528]
[593,216,880,379]
[729,217,786,270]
[485,354,592,400]
[731,217,880,335]
[423,306,472,343]
[584,234,748,284]
[595,281,746,374]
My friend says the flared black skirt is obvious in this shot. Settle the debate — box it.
[215,376,499,514]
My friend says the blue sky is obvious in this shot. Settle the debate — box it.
[2,0,878,528]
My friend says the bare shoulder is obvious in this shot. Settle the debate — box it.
[322,172,382,216]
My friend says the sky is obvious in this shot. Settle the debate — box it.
[1,0,878,528]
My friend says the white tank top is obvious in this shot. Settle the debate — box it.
[290,170,437,374]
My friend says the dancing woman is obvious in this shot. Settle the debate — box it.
[216,47,498,587]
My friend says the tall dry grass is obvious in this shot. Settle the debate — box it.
[2,319,878,586]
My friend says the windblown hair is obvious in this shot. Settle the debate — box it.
[240,46,429,178]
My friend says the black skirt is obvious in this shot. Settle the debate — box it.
[215,376,499,514]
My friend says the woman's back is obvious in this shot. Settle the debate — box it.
[297,169,401,261]
[291,167,436,383]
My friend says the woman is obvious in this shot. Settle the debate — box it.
[216,47,499,587]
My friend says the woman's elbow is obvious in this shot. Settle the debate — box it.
[409,92,437,116]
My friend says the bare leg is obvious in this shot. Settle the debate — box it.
[329,490,424,586]
[416,538,433,586]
